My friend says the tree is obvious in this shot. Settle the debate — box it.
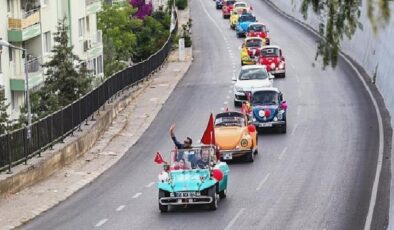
[300,0,391,68]
[98,3,141,76]
[0,90,9,135]
[42,18,92,107]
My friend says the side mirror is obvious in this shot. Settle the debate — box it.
[268,73,274,80]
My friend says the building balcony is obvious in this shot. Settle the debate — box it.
[8,9,41,42]
[9,56,44,92]
[86,0,102,14]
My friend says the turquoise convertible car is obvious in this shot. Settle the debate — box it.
[157,145,230,212]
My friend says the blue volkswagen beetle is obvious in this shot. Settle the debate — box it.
[157,145,230,212]
[249,87,288,133]
[235,13,257,38]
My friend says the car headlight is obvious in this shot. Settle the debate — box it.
[252,117,256,122]
[279,62,284,69]
[270,63,276,69]
[279,110,286,120]
[240,138,248,147]
[273,116,278,122]
[258,110,265,117]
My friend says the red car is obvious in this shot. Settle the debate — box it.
[259,45,286,78]
[247,22,270,45]
[222,0,236,19]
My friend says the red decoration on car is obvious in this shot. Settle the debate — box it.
[212,169,224,181]
[265,110,271,117]
[247,124,256,133]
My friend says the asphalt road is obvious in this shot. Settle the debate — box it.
[25,0,382,229]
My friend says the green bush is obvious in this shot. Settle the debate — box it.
[176,0,188,10]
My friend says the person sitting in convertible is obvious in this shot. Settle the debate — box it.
[172,159,190,170]
[195,149,210,169]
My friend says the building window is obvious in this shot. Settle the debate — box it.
[11,91,20,110]
[86,16,90,34]
[78,18,85,38]
[97,55,103,74]
[9,47,13,61]
[43,31,51,53]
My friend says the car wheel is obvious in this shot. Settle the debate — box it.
[281,124,287,134]
[245,150,254,162]
[158,190,168,212]
[254,139,258,155]
[219,188,227,199]
[234,100,241,107]
[208,186,218,210]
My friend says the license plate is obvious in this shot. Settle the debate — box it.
[176,192,198,197]
[223,152,233,160]
[259,123,272,127]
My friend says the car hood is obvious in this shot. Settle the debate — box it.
[235,79,272,90]
[157,169,216,192]
[252,105,278,121]
[238,21,253,31]
[215,127,245,149]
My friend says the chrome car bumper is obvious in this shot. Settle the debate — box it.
[269,69,285,74]
[159,196,213,205]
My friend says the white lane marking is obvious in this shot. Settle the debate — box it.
[116,205,125,212]
[145,182,155,188]
[224,101,228,105]
[226,95,230,99]
[278,147,288,160]
[224,208,246,230]
[266,4,385,229]
[228,90,232,93]
[291,123,298,136]
[133,192,142,198]
[95,219,108,227]
[256,173,270,191]
[295,74,300,82]
[297,106,301,116]
[221,107,225,111]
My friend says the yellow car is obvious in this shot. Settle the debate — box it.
[215,111,258,162]
[240,37,266,65]
[229,7,249,29]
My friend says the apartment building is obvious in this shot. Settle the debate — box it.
[0,0,104,120]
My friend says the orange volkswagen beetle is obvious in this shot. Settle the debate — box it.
[214,111,258,162]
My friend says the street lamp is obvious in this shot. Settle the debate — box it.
[0,40,32,139]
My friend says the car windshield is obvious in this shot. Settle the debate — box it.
[261,48,279,57]
[246,39,262,47]
[252,91,279,105]
[235,3,247,7]
[239,68,268,80]
[239,14,255,22]
[249,24,266,32]
[226,0,236,5]
[215,116,245,127]
[171,147,214,170]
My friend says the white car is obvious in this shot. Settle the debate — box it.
[233,1,248,9]
[233,65,274,106]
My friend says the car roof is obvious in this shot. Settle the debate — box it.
[215,111,245,118]
[248,22,266,27]
[262,45,281,49]
[252,87,280,93]
[234,2,247,5]
[240,65,266,70]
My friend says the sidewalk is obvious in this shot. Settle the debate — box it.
[0,8,192,229]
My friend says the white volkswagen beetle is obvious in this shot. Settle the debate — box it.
[233,65,274,106]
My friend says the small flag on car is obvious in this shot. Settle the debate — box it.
[154,152,166,164]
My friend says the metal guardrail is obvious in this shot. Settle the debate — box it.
[0,10,178,173]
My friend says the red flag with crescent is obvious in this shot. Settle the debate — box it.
[201,113,215,145]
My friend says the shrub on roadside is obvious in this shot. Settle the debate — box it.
[176,0,188,10]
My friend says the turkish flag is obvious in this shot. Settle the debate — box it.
[201,113,215,145]
[154,152,166,164]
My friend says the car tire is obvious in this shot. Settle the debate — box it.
[245,150,254,162]
[208,186,218,210]
[234,100,241,107]
[158,190,168,212]
[219,187,227,199]
[254,138,258,155]
[281,124,287,134]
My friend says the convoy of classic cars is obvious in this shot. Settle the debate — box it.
[156,0,289,212]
